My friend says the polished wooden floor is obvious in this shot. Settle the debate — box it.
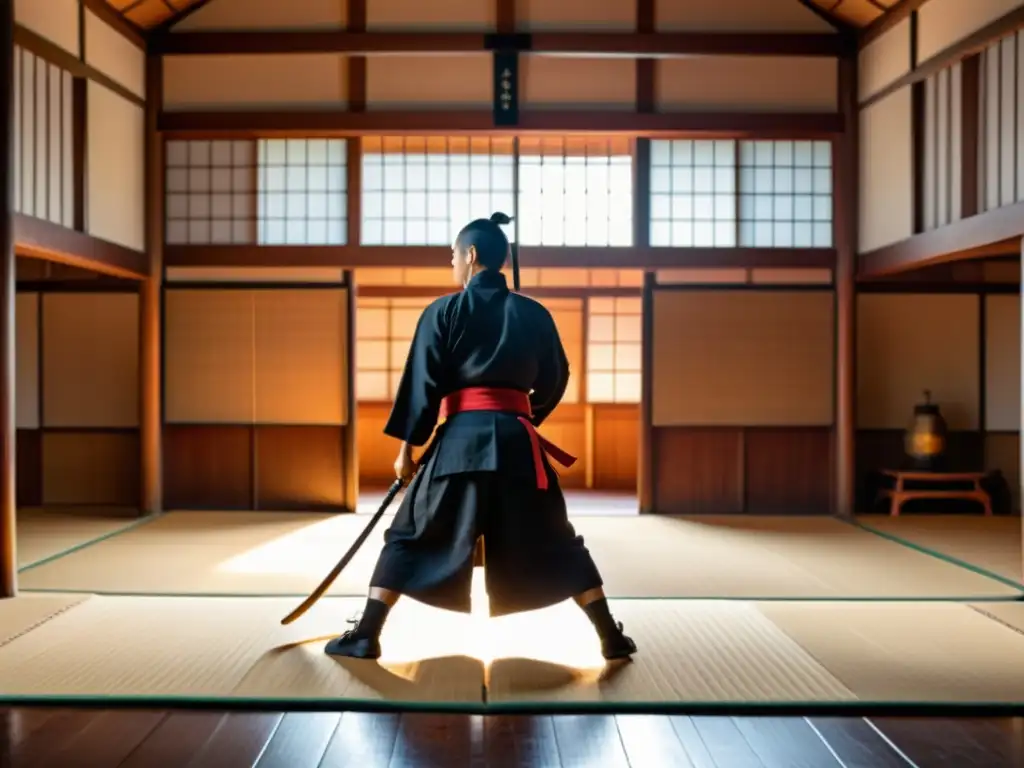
[2,708,1023,766]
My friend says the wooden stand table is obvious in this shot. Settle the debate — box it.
[877,469,993,517]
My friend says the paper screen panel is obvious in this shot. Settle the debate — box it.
[164,289,255,424]
[16,292,39,430]
[984,294,1020,432]
[14,0,80,56]
[175,0,347,30]
[655,0,834,31]
[917,0,1024,63]
[86,82,145,251]
[41,431,139,506]
[516,0,636,30]
[366,0,494,29]
[537,297,583,405]
[521,57,636,110]
[859,88,914,252]
[253,289,348,425]
[41,293,139,428]
[858,17,911,102]
[651,290,834,426]
[856,293,980,430]
[586,296,642,404]
[365,56,491,109]
[84,9,145,98]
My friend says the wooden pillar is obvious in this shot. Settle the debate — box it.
[343,269,358,512]
[833,55,858,518]
[0,0,16,596]
[638,271,655,514]
[139,53,163,516]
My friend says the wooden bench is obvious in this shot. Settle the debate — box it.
[877,469,993,517]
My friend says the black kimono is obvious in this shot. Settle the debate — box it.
[367,268,604,616]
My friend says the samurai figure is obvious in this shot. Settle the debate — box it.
[325,212,637,662]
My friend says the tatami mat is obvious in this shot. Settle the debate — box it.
[16,508,141,568]
[0,595,483,704]
[0,593,90,647]
[857,515,1022,584]
[17,511,1021,599]
[4,595,1024,709]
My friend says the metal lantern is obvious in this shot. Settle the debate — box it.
[904,389,948,470]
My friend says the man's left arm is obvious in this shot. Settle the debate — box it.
[383,300,447,450]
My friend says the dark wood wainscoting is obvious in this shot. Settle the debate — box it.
[17,428,139,507]
[163,424,348,511]
[653,426,833,514]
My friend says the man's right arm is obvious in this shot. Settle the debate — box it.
[529,312,570,428]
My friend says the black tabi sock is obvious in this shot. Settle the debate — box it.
[581,598,620,639]
[351,598,391,640]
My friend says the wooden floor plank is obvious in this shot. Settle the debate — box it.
[5,709,111,767]
[118,712,227,768]
[870,717,1023,767]
[482,716,561,768]
[319,711,400,768]
[254,712,341,767]
[689,717,766,768]
[731,717,841,768]
[806,717,912,768]
[187,712,284,768]
[615,714,694,767]
[18,709,165,768]
[551,715,629,768]
[389,714,478,768]
[0,708,63,756]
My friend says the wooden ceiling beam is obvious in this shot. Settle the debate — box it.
[858,201,1024,278]
[151,29,851,58]
[14,215,149,280]
[158,109,843,138]
[164,244,836,270]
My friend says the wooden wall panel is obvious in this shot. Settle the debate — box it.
[15,292,38,430]
[745,428,832,514]
[163,425,253,509]
[656,57,837,113]
[366,0,494,30]
[84,9,145,99]
[985,432,1020,511]
[656,268,749,285]
[17,429,42,507]
[356,402,396,486]
[87,82,145,251]
[41,431,139,506]
[539,297,583,404]
[749,268,833,285]
[654,428,743,514]
[592,404,639,491]
[164,289,255,424]
[14,0,80,56]
[521,57,636,111]
[856,293,980,430]
[13,49,74,229]
[162,55,348,111]
[655,0,834,32]
[858,17,912,103]
[859,87,914,253]
[985,293,1020,431]
[253,288,348,425]
[365,55,491,110]
[918,0,1024,63]
[537,404,586,489]
[651,290,834,427]
[254,426,345,510]
[41,292,139,428]
[175,0,347,30]
[516,0,636,31]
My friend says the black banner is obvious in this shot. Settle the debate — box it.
[492,52,518,127]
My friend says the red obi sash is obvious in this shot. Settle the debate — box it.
[438,386,577,490]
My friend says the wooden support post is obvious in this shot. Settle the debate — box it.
[343,269,358,512]
[638,271,655,514]
[139,53,163,516]
[0,0,16,596]
[833,57,857,518]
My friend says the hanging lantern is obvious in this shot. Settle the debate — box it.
[904,389,948,470]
